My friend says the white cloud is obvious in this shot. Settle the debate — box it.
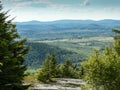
[13,0,52,8]
[15,1,32,7]
[81,0,90,6]
[3,0,120,22]
[2,0,17,1]
[32,0,50,4]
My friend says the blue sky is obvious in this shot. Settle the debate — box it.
[2,0,120,21]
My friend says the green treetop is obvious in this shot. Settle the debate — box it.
[36,54,57,83]
[80,29,120,90]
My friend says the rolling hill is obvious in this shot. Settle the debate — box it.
[15,20,120,68]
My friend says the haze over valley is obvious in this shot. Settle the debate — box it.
[15,19,120,68]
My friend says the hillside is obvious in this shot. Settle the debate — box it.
[24,42,84,69]
[16,20,120,69]
[15,20,120,40]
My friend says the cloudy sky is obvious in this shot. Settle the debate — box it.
[2,0,120,22]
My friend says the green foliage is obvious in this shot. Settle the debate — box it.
[48,54,57,77]
[35,54,80,83]
[113,29,120,55]
[0,2,29,90]
[60,59,72,77]
[35,54,57,83]
[58,59,79,78]
[0,62,2,72]
[23,74,37,84]
[35,68,49,83]
[80,29,120,90]
[25,42,82,69]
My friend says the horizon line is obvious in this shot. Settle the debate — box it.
[13,19,120,23]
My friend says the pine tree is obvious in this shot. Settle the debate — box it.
[62,59,72,77]
[36,54,57,82]
[59,58,78,78]
[49,54,57,78]
[42,54,51,81]
[0,2,29,90]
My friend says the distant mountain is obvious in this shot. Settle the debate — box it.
[15,19,120,40]
[14,20,43,25]
[15,19,120,25]
[15,19,120,31]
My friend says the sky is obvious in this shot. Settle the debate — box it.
[2,0,120,22]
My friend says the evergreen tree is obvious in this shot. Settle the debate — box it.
[49,54,57,78]
[42,54,50,81]
[36,54,57,82]
[59,59,78,78]
[0,2,29,90]
[61,59,72,77]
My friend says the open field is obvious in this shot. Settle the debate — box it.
[35,37,113,43]
[33,36,113,58]
[24,36,113,68]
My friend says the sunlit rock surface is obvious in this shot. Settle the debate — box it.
[33,78,85,90]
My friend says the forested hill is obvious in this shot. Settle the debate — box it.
[15,19,120,41]
[17,20,120,69]
[15,19,120,30]
[24,42,84,69]
[15,19,120,25]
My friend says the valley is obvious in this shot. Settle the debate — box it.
[15,20,120,69]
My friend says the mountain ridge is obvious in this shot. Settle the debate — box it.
[14,19,120,25]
